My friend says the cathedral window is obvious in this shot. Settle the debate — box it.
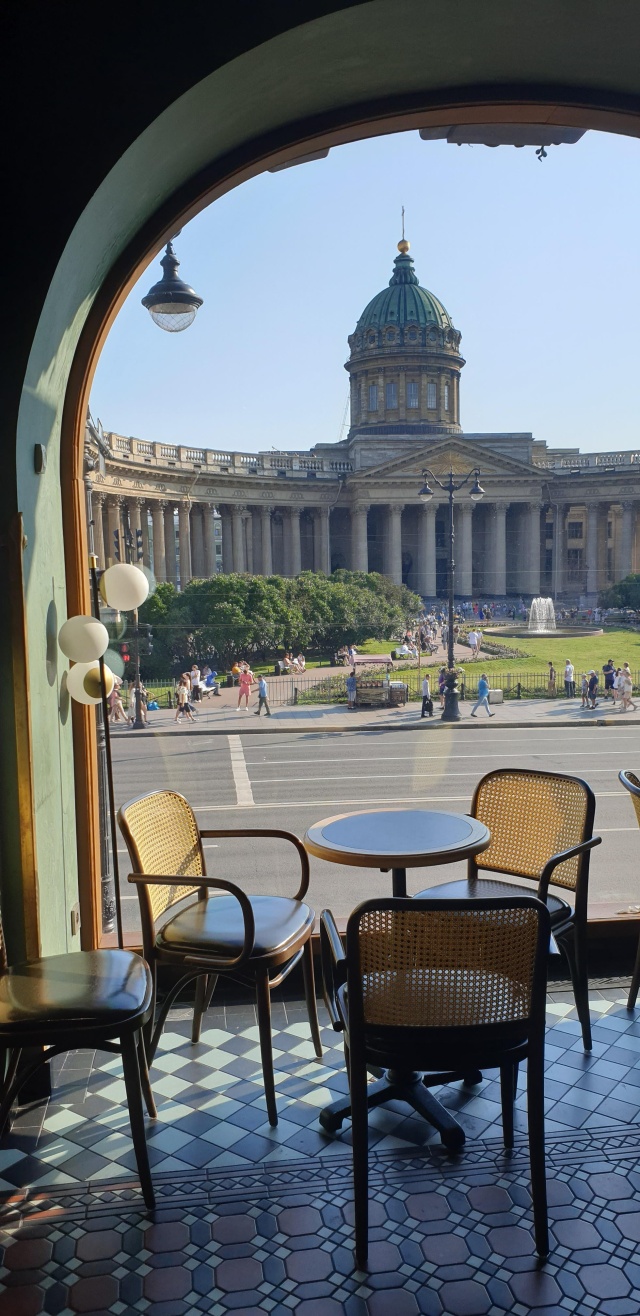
[427,381,437,409]
[385,381,398,409]
[368,383,378,411]
[407,381,419,408]
[444,383,450,411]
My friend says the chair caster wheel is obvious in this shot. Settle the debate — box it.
[462,1070,482,1087]
[441,1126,465,1151]
[319,1109,346,1134]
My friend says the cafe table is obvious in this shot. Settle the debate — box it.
[304,807,491,1149]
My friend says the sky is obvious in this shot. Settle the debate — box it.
[90,128,640,456]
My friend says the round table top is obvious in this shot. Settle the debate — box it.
[304,808,491,870]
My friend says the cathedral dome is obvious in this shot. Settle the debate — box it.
[355,245,456,335]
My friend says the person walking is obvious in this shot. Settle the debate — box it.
[547,661,556,696]
[346,669,357,710]
[602,658,615,699]
[470,673,495,718]
[564,659,575,698]
[621,664,636,712]
[237,663,254,711]
[174,677,195,723]
[468,629,478,660]
[587,670,598,709]
[421,674,433,718]
[255,673,271,716]
[190,664,202,702]
[580,674,589,708]
[613,667,623,704]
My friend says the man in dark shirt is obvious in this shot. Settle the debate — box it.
[587,670,599,709]
[602,659,615,699]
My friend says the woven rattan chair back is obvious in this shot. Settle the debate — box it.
[472,769,590,891]
[619,771,640,830]
[350,899,542,1031]
[118,790,205,921]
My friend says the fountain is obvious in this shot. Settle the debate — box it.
[528,597,557,633]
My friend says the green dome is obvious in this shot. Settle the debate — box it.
[355,247,456,333]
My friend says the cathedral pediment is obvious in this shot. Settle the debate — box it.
[349,435,541,486]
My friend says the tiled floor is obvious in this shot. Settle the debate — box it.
[2,982,640,1314]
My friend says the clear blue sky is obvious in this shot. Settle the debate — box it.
[90,128,640,455]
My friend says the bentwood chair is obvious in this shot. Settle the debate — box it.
[321,896,551,1266]
[0,913,156,1208]
[118,789,322,1126]
[415,770,601,1050]
[618,771,640,1008]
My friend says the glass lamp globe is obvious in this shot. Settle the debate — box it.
[66,661,115,706]
[58,615,109,663]
[141,241,203,333]
[470,474,485,503]
[419,481,434,503]
[101,563,149,611]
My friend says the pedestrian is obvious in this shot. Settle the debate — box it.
[255,673,271,716]
[621,664,636,712]
[190,663,202,701]
[564,659,575,698]
[547,661,556,696]
[346,668,357,710]
[602,658,615,699]
[237,663,254,711]
[174,677,195,723]
[108,678,126,723]
[580,673,588,708]
[470,673,494,718]
[421,674,433,718]
[613,667,623,704]
[587,670,598,709]
[468,629,478,659]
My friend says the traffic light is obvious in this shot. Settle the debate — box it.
[113,529,121,562]
[135,529,143,562]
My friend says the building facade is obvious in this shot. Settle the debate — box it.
[87,241,640,601]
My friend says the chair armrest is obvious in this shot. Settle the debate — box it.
[540,834,602,897]
[319,909,347,1031]
[199,829,310,901]
[127,873,256,968]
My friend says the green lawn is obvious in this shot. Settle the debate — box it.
[356,629,640,684]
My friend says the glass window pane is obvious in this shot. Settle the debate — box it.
[385,381,397,409]
[368,384,378,411]
[407,381,419,408]
[427,382,437,409]
[444,383,450,411]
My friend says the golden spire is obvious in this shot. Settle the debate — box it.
[397,205,410,254]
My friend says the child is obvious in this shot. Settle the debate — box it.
[580,674,588,708]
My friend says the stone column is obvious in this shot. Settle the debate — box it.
[417,502,437,597]
[106,496,122,566]
[151,501,166,581]
[165,504,177,583]
[178,501,192,588]
[527,502,541,597]
[350,504,369,572]
[384,503,404,585]
[127,498,142,562]
[231,505,246,572]
[315,506,330,574]
[220,506,233,573]
[288,507,302,577]
[203,504,217,576]
[261,506,274,576]
[459,503,473,597]
[492,501,508,597]
[190,505,205,578]
[92,493,106,568]
[620,500,634,580]
[244,510,254,574]
[140,502,151,567]
[586,503,600,596]
[553,504,566,598]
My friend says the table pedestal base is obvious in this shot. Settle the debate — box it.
[319,1068,482,1150]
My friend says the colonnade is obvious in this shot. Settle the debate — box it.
[91,491,638,598]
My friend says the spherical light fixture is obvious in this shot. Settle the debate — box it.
[469,473,485,502]
[418,479,434,503]
[67,661,115,706]
[58,614,109,663]
[101,563,150,611]
[141,240,203,332]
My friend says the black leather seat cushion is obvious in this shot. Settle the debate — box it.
[0,950,152,1032]
[414,878,571,924]
[158,895,314,958]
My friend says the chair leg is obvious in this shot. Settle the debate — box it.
[628,933,640,1010]
[120,1031,155,1210]
[526,1037,549,1258]
[255,969,278,1127]
[500,1061,517,1150]
[136,1033,157,1120]
[350,1054,370,1269]
[191,974,208,1044]
[0,1049,23,1136]
[559,926,592,1051]
[302,938,323,1059]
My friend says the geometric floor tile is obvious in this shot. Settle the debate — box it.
[2,981,640,1313]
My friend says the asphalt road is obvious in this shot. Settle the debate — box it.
[110,725,640,933]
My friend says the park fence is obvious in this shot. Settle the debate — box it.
[269,670,640,707]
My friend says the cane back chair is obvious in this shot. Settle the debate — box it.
[118,789,322,1126]
[415,769,601,1050]
[321,896,551,1266]
[618,771,640,1009]
[0,910,156,1208]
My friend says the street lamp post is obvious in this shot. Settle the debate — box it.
[122,524,147,731]
[419,467,485,722]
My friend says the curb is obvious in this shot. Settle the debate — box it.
[111,716,631,739]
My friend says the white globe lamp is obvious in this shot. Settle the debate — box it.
[101,563,149,611]
[58,614,109,663]
[66,661,115,706]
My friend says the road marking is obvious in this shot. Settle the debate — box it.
[245,748,638,769]
[228,735,255,806]
[246,768,638,784]
[196,789,627,811]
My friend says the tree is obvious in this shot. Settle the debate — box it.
[600,574,640,611]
